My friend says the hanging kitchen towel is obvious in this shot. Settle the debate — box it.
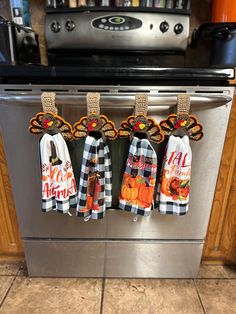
[29,92,77,214]
[119,136,158,216]
[76,135,112,219]
[158,94,202,215]
[158,135,192,215]
[118,94,164,216]
[40,132,77,213]
[73,93,117,220]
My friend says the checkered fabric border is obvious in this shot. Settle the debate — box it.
[119,137,157,217]
[77,135,112,219]
[158,201,189,215]
[42,195,77,213]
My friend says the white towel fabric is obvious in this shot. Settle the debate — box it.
[76,135,112,220]
[40,133,77,213]
[158,135,192,215]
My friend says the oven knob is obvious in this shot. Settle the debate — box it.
[174,23,184,34]
[160,21,169,33]
[65,19,75,32]
[51,20,61,33]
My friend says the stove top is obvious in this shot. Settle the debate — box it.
[0,65,234,86]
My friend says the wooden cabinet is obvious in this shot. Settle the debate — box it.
[203,93,236,264]
[0,133,23,258]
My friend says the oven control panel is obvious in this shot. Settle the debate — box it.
[92,15,142,31]
[45,12,189,51]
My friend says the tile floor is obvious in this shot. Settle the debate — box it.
[0,262,235,314]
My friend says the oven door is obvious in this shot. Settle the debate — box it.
[0,84,234,277]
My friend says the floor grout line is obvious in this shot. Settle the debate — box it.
[0,271,19,309]
[196,277,236,280]
[193,279,207,314]
[100,278,106,314]
[0,274,19,277]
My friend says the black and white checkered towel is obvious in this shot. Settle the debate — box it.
[40,133,77,213]
[158,135,192,215]
[77,135,112,220]
[119,136,157,217]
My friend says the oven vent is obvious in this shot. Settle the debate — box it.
[117,90,151,93]
[194,90,224,94]
[4,88,33,92]
[158,90,187,93]
[41,89,70,92]
[77,89,110,93]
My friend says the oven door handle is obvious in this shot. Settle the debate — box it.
[0,94,232,107]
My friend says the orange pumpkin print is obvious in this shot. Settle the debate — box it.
[121,185,138,201]
[126,177,138,188]
[138,184,154,206]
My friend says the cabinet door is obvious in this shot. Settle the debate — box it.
[203,93,236,264]
[0,133,23,256]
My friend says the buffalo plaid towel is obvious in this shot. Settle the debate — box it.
[40,133,77,213]
[119,137,157,217]
[77,135,112,220]
[158,135,192,215]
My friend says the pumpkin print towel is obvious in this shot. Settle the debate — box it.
[119,136,157,216]
[77,135,112,220]
[40,133,77,213]
[158,135,192,215]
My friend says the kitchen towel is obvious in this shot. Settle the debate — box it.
[77,135,112,220]
[119,136,157,217]
[40,132,77,213]
[158,135,192,215]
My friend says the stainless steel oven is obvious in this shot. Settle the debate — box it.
[0,82,234,278]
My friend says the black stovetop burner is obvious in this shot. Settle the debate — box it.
[0,65,234,86]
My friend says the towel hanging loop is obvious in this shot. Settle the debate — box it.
[87,92,100,116]
[172,94,191,138]
[177,94,191,116]
[134,93,149,116]
[159,94,203,141]
[41,92,58,114]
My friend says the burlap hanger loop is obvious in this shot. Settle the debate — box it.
[177,94,190,117]
[171,94,191,137]
[87,92,100,116]
[41,92,58,114]
[134,93,149,116]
